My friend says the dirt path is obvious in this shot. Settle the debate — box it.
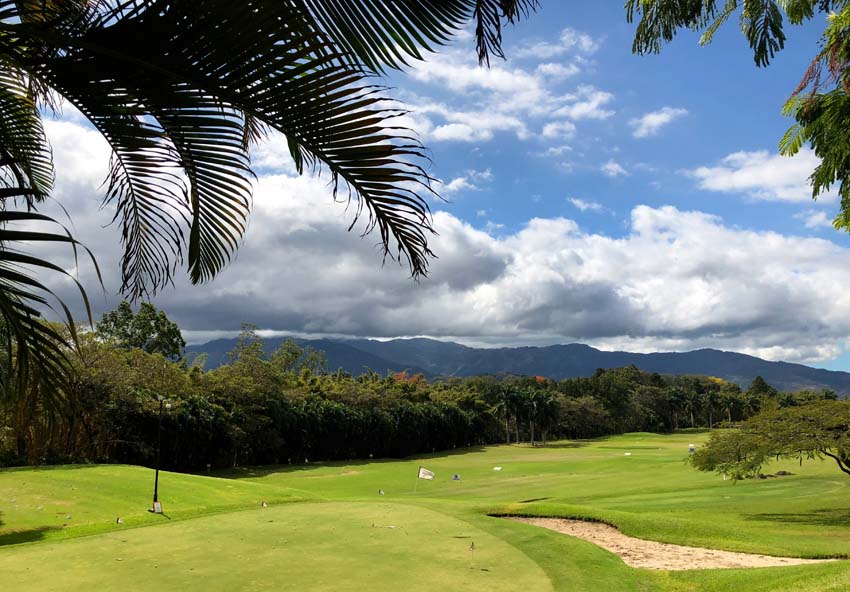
[508,517,837,570]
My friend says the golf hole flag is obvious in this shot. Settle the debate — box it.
[417,466,435,480]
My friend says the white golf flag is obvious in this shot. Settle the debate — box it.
[417,467,435,480]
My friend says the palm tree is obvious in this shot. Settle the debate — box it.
[703,388,720,429]
[683,390,701,428]
[0,1,538,388]
[492,386,512,444]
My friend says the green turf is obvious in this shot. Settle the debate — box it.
[2,432,850,591]
[0,464,313,545]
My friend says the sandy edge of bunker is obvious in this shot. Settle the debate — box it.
[507,517,838,570]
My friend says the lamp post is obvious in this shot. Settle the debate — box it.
[150,395,171,513]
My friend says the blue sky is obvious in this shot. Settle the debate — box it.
[383,4,835,243]
[40,5,850,369]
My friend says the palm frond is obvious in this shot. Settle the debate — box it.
[294,0,539,72]
[0,69,53,205]
[2,0,539,300]
[472,0,539,66]
[0,207,96,398]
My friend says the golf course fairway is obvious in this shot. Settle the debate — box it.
[3,432,850,591]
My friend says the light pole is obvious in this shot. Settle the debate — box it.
[150,395,171,513]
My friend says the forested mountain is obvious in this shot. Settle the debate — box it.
[186,338,850,395]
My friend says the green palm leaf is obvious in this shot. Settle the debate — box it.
[2,0,540,299]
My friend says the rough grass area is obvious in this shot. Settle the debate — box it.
[3,432,850,591]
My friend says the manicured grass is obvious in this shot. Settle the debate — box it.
[0,464,312,545]
[0,503,554,592]
[2,432,850,590]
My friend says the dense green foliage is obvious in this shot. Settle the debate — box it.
[692,399,850,479]
[96,301,185,359]
[0,313,837,470]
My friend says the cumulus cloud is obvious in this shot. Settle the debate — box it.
[542,121,577,140]
[516,28,602,59]
[630,106,688,138]
[568,197,604,212]
[553,85,615,120]
[395,45,615,145]
[795,209,835,230]
[439,169,493,195]
[688,148,828,202]
[601,160,628,177]
[31,120,850,365]
[536,62,580,79]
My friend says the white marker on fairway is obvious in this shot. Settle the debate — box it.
[493,466,503,471]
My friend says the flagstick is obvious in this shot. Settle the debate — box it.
[414,466,420,493]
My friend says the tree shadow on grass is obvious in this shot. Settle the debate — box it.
[0,463,102,475]
[0,526,60,546]
[744,508,850,528]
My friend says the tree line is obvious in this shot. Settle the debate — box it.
[0,304,838,471]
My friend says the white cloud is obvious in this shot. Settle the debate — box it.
[37,119,850,366]
[397,48,615,145]
[601,160,628,177]
[795,209,835,230]
[516,28,602,59]
[439,169,493,195]
[553,85,615,120]
[568,197,604,212]
[536,62,580,79]
[535,145,572,158]
[630,106,688,138]
[688,148,828,202]
[411,101,529,142]
[542,121,577,140]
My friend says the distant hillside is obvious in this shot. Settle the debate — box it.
[186,337,850,394]
[186,337,427,376]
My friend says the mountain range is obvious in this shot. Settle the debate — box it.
[185,337,850,395]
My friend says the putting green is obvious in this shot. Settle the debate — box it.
[0,502,551,592]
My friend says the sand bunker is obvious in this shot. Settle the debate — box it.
[508,517,836,570]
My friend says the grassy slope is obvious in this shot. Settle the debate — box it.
[2,432,850,590]
[0,465,313,545]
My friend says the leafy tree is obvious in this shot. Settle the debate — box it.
[627,1,850,230]
[692,400,850,480]
[719,382,743,422]
[0,0,538,387]
[96,301,185,359]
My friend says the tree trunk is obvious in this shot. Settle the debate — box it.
[16,433,27,460]
[505,416,510,444]
[530,420,535,447]
[690,410,695,428]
